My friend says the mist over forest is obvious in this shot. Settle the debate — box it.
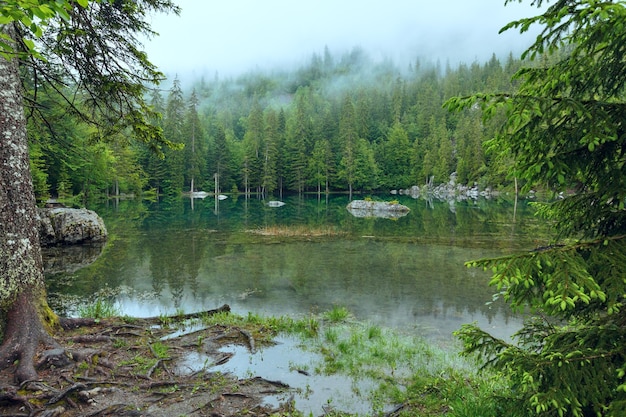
[29,45,526,202]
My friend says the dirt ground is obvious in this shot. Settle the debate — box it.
[0,307,300,417]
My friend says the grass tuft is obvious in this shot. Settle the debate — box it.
[246,225,345,237]
[175,307,523,416]
[77,298,120,320]
[323,305,351,322]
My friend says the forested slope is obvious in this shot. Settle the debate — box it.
[29,47,525,201]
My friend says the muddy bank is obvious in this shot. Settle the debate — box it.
[0,307,295,417]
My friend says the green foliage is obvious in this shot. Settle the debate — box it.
[376,122,412,188]
[77,298,120,320]
[149,342,170,359]
[182,89,206,193]
[0,0,80,59]
[26,6,525,200]
[28,141,49,203]
[261,108,280,195]
[162,77,186,194]
[288,307,516,416]
[447,1,626,415]
[322,305,351,322]
[9,0,180,201]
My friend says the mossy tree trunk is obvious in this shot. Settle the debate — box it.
[0,23,60,383]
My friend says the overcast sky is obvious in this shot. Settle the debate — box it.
[143,0,545,79]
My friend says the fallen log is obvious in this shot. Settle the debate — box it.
[138,304,231,325]
[59,304,231,330]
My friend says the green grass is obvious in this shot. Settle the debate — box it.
[191,307,527,416]
[150,342,170,359]
[119,354,158,374]
[323,305,351,322]
[77,298,120,320]
[275,307,525,417]
[71,303,523,415]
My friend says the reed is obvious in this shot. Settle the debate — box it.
[246,225,344,237]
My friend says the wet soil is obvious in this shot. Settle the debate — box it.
[0,308,298,417]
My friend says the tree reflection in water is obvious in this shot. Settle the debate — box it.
[46,194,550,342]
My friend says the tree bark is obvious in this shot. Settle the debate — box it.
[0,23,59,383]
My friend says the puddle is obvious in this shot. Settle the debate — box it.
[176,335,381,415]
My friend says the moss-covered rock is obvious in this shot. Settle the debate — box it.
[37,208,107,246]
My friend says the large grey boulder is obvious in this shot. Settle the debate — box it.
[346,200,410,219]
[37,207,107,246]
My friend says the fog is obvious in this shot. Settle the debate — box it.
[144,0,545,80]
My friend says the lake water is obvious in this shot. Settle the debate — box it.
[43,193,551,414]
[45,193,549,342]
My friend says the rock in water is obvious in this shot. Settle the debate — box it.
[37,207,108,246]
[346,200,410,219]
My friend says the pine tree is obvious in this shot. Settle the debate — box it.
[241,99,264,194]
[446,1,626,415]
[284,96,309,194]
[28,141,50,202]
[208,121,232,194]
[378,122,412,188]
[352,138,378,191]
[183,89,205,193]
[142,89,168,194]
[261,108,280,196]
[275,108,288,195]
[162,77,186,194]
[337,95,359,196]
[109,140,146,196]
[308,139,333,195]
[454,113,485,185]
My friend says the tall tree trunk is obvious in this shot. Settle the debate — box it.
[0,24,60,383]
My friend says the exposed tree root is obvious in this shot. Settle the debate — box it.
[70,335,113,343]
[58,317,97,330]
[47,383,87,405]
[84,404,148,417]
[0,304,295,416]
[240,328,256,353]
[0,291,62,383]
[0,385,35,413]
[385,403,407,417]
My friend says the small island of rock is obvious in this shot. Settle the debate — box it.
[346,200,410,219]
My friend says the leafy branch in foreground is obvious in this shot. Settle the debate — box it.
[0,0,179,384]
[447,1,626,415]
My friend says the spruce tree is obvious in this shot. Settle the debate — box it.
[284,96,309,194]
[337,95,359,196]
[207,121,232,194]
[262,108,280,196]
[378,122,412,188]
[162,77,186,194]
[446,1,626,415]
[241,99,264,194]
[183,89,205,193]
[308,139,333,195]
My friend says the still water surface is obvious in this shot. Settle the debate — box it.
[45,194,552,413]
[46,194,550,342]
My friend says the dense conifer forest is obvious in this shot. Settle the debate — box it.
[29,47,524,202]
